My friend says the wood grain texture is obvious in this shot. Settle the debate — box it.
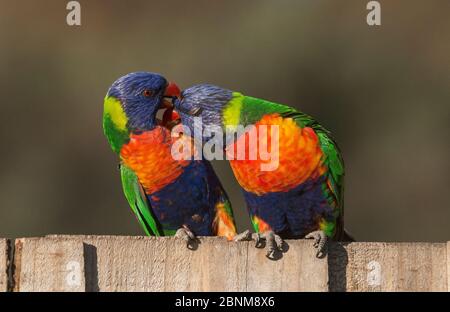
[80,236,167,291]
[328,242,447,292]
[14,237,85,292]
[44,235,327,291]
[246,239,328,291]
[162,236,248,291]
[0,239,8,292]
[10,237,450,292]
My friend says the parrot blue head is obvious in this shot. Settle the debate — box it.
[106,72,180,132]
[173,84,233,137]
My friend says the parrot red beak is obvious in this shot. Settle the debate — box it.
[162,108,180,129]
[164,82,181,99]
[159,81,182,129]
[160,82,181,109]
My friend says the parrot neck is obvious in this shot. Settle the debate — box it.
[223,94,296,129]
[222,92,245,128]
[103,96,130,153]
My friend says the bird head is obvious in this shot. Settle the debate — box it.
[103,72,181,153]
[173,84,233,139]
[105,72,180,132]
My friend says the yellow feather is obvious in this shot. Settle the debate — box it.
[223,92,243,128]
[104,96,128,131]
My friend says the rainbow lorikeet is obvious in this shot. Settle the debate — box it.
[102,73,237,246]
[174,84,352,258]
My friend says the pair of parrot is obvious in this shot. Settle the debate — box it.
[103,72,351,259]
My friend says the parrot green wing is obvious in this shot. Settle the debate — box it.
[290,110,345,237]
[239,95,345,222]
[291,111,344,212]
[120,164,163,236]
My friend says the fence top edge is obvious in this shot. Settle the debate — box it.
[0,236,447,246]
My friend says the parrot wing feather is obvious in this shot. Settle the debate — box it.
[287,110,345,212]
[120,164,163,236]
[292,110,346,237]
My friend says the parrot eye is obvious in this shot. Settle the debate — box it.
[142,89,153,97]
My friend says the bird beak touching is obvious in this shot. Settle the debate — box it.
[164,82,181,99]
[161,82,181,109]
[160,82,182,129]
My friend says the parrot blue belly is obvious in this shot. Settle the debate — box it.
[243,176,335,237]
[147,160,218,236]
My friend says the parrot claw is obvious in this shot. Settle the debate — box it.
[233,230,284,260]
[252,233,264,248]
[264,231,284,260]
[175,225,197,250]
[305,230,327,258]
[233,229,252,242]
[232,231,265,248]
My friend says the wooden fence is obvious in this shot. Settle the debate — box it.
[0,236,448,291]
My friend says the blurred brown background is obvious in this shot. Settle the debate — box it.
[0,0,448,241]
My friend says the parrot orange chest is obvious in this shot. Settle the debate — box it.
[120,127,189,194]
[227,114,326,195]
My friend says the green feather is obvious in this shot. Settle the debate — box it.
[120,164,162,236]
[103,96,130,154]
[241,95,292,126]
[103,114,129,153]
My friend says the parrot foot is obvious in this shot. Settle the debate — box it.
[233,230,284,260]
[260,231,284,260]
[175,225,198,250]
[233,230,264,246]
[233,229,253,242]
[305,230,327,258]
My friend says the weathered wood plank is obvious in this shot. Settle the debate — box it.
[246,240,328,291]
[14,236,448,292]
[57,236,248,291]
[328,242,447,292]
[44,235,327,291]
[81,236,168,291]
[163,236,248,291]
[14,237,86,292]
[0,239,8,292]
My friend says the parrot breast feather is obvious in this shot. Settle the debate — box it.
[240,96,345,213]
